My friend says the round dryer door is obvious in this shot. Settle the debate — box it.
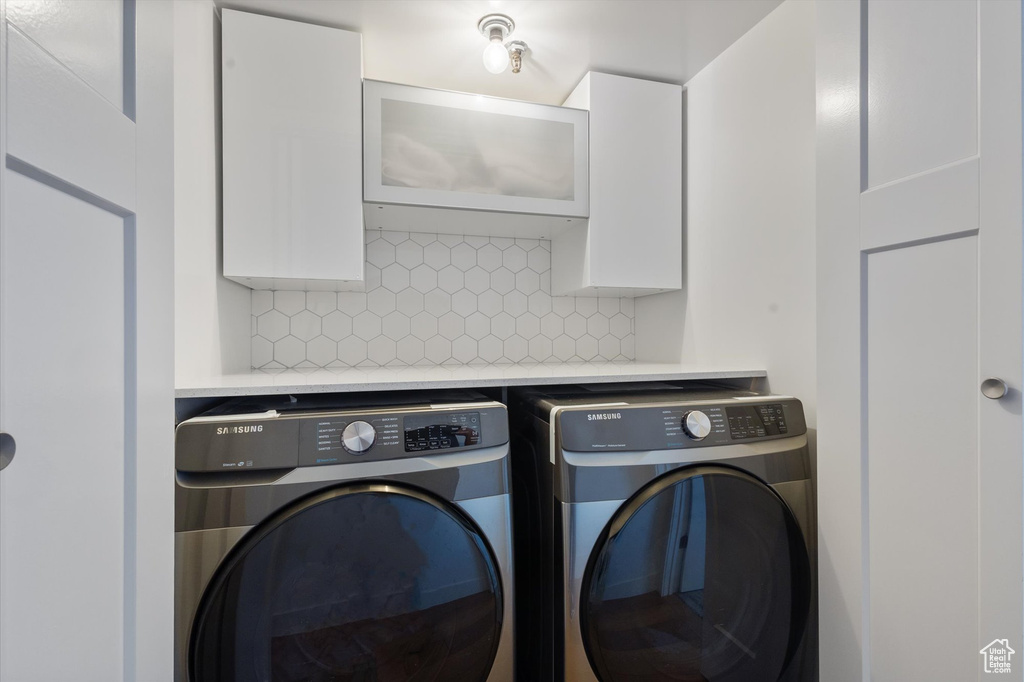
[189,483,504,682]
[581,466,811,682]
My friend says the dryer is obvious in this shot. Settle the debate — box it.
[175,392,514,682]
[511,385,816,682]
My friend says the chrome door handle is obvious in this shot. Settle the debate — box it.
[0,432,15,471]
[981,378,1008,400]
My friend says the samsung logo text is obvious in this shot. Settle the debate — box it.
[587,413,623,421]
[216,425,264,435]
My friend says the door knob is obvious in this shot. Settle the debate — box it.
[981,377,1008,400]
[0,432,15,471]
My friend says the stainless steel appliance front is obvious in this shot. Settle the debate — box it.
[511,386,817,682]
[175,397,514,682]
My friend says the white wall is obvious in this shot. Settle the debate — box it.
[637,0,816,425]
[174,0,251,384]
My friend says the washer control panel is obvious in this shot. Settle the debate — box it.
[726,403,788,439]
[175,404,507,473]
[404,412,481,452]
[312,414,398,461]
[660,406,728,446]
[558,398,805,453]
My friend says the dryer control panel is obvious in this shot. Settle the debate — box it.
[175,404,508,473]
[726,403,789,439]
[557,398,805,453]
[404,411,482,452]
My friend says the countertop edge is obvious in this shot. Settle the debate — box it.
[175,366,768,399]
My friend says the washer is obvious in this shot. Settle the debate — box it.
[510,385,816,682]
[175,392,514,682]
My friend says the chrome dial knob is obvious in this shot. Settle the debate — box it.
[682,410,712,441]
[342,420,376,454]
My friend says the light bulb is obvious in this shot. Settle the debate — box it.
[482,40,509,74]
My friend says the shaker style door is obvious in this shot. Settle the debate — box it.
[0,1,174,679]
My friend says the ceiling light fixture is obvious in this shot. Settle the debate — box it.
[507,40,528,74]
[477,14,528,75]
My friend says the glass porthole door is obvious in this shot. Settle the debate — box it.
[582,466,811,682]
[189,483,503,682]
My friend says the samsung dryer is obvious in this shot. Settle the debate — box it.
[175,392,514,682]
[510,385,816,682]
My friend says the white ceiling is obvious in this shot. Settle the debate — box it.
[217,0,783,105]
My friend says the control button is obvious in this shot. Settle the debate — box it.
[682,411,712,441]
[342,420,376,454]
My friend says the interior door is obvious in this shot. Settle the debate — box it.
[581,466,811,682]
[0,1,173,680]
[816,1,1023,680]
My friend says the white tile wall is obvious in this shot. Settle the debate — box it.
[251,231,635,368]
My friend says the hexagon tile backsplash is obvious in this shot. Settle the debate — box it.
[251,231,635,369]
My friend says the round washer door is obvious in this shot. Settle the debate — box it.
[189,483,504,682]
[582,466,811,682]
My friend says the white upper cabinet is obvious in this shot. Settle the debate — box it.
[363,80,589,239]
[221,10,364,291]
[553,72,683,297]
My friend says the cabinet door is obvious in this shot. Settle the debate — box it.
[364,80,589,228]
[554,73,682,297]
[222,10,364,291]
[817,1,1022,680]
[0,1,173,679]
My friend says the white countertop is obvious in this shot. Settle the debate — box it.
[175,362,766,398]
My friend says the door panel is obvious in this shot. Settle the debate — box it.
[816,0,1022,679]
[6,25,136,211]
[866,0,978,188]
[867,237,979,681]
[0,169,129,681]
[6,0,126,111]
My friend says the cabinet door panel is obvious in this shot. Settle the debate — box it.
[553,72,681,297]
[584,73,681,292]
[364,79,589,219]
[222,9,364,290]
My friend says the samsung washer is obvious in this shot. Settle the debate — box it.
[174,392,514,682]
[511,384,816,682]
